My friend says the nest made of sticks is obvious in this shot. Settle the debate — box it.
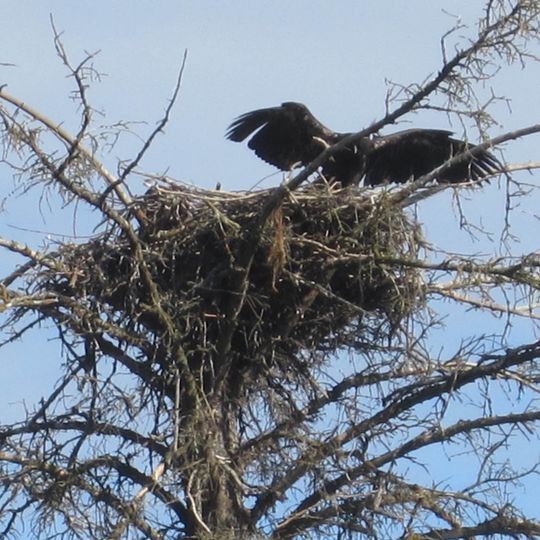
[40,180,425,383]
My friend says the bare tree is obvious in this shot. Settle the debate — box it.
[0,2,539,539]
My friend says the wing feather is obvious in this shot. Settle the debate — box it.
[226,102,339,171]
[365,129,500,186]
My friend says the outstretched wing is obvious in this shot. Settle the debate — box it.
[365,129,500,186]
[226,102,340,171]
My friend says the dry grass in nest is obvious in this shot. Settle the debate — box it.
[40,180,425,386]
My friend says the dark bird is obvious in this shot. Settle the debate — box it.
[226,102,500,187]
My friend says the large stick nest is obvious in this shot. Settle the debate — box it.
[39,181,425,383]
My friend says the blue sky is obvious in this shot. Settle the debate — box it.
[1,2,536,352]
[1,2,536,225]
[0,0,538,527]
[3,1,533,188]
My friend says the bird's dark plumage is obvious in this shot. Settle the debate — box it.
[226,102,340,171]
[226,102,500,187]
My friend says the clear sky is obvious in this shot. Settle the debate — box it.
[1,3,536,353]
[2,1,535,189]
[0,0,538,524]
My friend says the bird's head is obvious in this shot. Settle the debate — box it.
[281,101,309,114]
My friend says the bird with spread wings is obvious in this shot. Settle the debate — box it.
[227,102,500,187]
